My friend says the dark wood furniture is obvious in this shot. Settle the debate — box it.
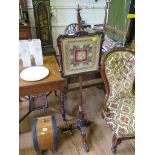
[57,31,104,91]
[32,0,55,55]
[19,56,66,122]
[57,30,104,152]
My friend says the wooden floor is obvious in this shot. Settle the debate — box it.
[19,86,135,155]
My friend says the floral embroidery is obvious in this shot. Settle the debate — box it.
[110,104,118,109]
[120,91,125,97]
[120,115,129,124]
[60,34,102,76]
[109,112,115,119]
[118,127,126,136]
[122,106,129,113]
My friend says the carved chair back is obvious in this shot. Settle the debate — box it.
[100,48,135,153]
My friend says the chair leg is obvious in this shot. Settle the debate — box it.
[111,135,122,154]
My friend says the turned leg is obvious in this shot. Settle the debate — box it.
[60,91,66,121]
[111,135,122,154]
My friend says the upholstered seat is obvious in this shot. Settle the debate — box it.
[100,48,135,153]
[105,97,135,138]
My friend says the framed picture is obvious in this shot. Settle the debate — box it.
[57,31,104,76]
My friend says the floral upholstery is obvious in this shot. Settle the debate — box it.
[105,97,135,138]
[103,50,135,138]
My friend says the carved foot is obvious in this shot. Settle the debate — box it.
[111,135,122,154]
[81,128,89,152]
[111,144,117,154]
[83,142,89,152]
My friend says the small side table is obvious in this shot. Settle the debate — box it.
[19,56,66,122]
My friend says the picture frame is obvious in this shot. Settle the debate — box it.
[57,31,104,76]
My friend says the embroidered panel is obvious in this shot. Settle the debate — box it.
[61,35,101,76]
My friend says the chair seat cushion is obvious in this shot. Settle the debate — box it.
[104,97,135,138]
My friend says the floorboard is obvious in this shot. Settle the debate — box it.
[19,87,135,155]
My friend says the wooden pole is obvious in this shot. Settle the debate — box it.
[79,75,83,108]
[76,4,81,32]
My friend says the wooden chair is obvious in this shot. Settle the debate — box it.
[100,47,135,154]
[57,30,104,152]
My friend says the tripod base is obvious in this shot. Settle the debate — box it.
[61,111,91,152]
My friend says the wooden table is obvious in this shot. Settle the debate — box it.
[19,56,66,121]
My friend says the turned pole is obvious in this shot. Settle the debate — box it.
[76,4,81,32]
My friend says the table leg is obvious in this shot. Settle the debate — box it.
[60,91,66,121]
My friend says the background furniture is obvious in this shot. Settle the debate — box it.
[64,23,91,35]
[32,0,55,55]
[19,56,66,122]
[19,0,32,40]
[104,0,135,47]
[64,5,91,35]
[100,48,135,154]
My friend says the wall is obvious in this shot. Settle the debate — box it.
[27,0,106,53]
[107,0,130,42]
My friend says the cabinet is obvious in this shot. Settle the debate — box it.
[32,0,55,55]
[19,0,32,40]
